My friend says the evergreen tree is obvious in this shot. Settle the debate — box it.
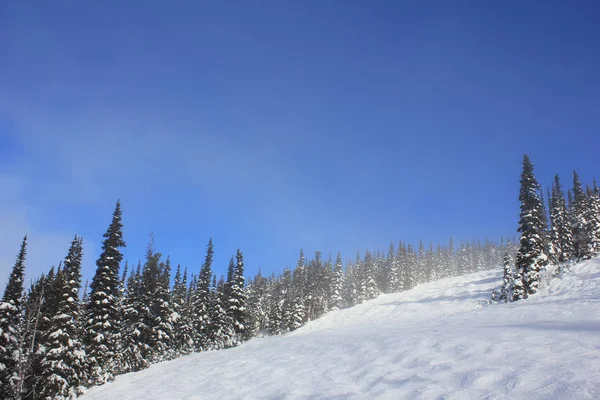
[171,266,194,356]
[192,239,214,351]
[121,262,148,373]
[279,270,293,332]
[571,171,592,260]
[287,289,306,332]
[585,186,600,256]
[405,245,418,289]
[21,274,49,400]
[39,236,86,400]
[85,201,126,385]
[549,175,573,263]
[227,249,247,342]
[395,241,407,291]
[329,253,344,310]
[24,266,63,400]
[385,243,398,293]
[341,262,357,307]
[208,277,234,350]
[149,257,174,362]
[244,271,268,339]
[362,251,379,300]
[267,278,284,335]
[499,253,513,303]
[514,155,548,299]
[0,236,27,400]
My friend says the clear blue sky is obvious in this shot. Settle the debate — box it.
[1,1,599,287]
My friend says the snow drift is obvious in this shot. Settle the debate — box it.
[82,258,600,399]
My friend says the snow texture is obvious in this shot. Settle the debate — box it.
[82,258,600,400]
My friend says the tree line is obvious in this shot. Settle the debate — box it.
[1,203,518,399]
[492,154,600,303]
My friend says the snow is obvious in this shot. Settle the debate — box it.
[82,258,600,399]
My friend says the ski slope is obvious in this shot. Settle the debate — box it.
[82,259,600,400]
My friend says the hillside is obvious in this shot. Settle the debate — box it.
[82,258,600,400]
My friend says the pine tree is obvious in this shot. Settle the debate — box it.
[585,186,600,256]
[499,253,513,303]
[395,241,407,291]
[571,171,592,260]
[405,245,418,289]
[287,289,305,332]
[192,239,214,351]
[244,272,268,340]
[21,274,50,400]
[227,249,247,342]
[0,236,27,400]
[362,251,379,300]
[121,262,148,373]
[514,155,548,299]
[267,277,284,335]
[207,276,234,350]
[328,253,344,310]
[445,238,456,278]
[85,201,126,385]
[39,236,86,400]
[385,243,398,293]
[279,270,293,332]
[549,175,573,264]
[149,257,174,362]
[24,266,63,400]
[171,266,193,356]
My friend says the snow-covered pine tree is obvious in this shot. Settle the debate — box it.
[499,253,513,303]
[514,155,548,298]
[0,236,27,400]
[227,249,247,342]
[20,274,47,400]
[267,278,283,335]
[549,174,573,264]
[395,241,407,292]
[416,241,427,284]
[24,266,64,400]
[39,236,86,400]
[341,261,357,307]
[85,201,126,385]
[322,255,333,314]
[291,250,307,316]
[208,276,234,350]
[171,265,194,356]
[328,253,344,310]
[121,261,148,373]
[244,271,268,339]
[149,257,174,362]
[287,288,306,332]
[192,238,214,351]
[374,251,387,294]
[456,243,468,276]
[362,251,379,300]
[304,252,322,320]
[585,186,600,256]
[571,171,592,260]
[445,238,456,278]
[385,243,398,293]
[405,244,418,289]
[279,269,293,332]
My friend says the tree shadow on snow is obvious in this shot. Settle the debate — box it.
[493,321,600,333]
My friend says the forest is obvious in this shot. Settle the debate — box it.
[0,154,598,400]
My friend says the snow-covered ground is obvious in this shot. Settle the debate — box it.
[82,258,600,400]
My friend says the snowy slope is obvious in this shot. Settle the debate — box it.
[82,259,600,400]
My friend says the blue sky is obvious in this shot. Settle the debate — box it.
[1,1,599,287]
